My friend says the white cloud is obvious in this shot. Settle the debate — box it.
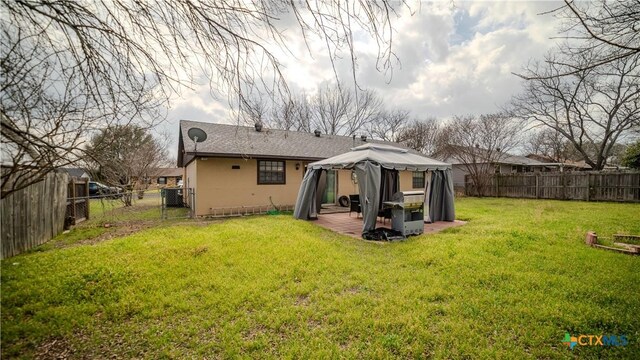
[362,1,563,117]
[166,1,566,155]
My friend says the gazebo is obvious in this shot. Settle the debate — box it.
[293,143,455,234]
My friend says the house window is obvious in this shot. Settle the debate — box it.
[258,160,286,184]
[412,171,425,189]
[157,177,167,185]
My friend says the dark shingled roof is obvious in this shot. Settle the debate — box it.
[439,146,546,166]
[178,120,413,167]
[155,168,183,177]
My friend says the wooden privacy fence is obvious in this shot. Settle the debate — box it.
[465,171,640,202]
[1,172,69,259]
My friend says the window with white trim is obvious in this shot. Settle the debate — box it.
[258,160,286,184]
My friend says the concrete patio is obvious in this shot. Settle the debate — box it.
[313,211,466,239]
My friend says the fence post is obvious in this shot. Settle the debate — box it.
[585,173,590,202]
[84,178,90,219]
[535,174,540,199]
[190,189,196,218]
[70,179,76,224]
[464,175,468,196]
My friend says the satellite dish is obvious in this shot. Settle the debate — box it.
[187,127,207,142]
[187,127,207,152]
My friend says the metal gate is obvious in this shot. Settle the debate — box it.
[66,177,89,227]
[161,187,195,219]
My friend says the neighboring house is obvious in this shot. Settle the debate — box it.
[61,168,90,179]
[526,154,592,171]
[439,149,573,189]
[177,120,432,216]
[153,168,183,188]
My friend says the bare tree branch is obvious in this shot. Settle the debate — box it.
[439,113,523,196]
[510,50,639,169]
[396,117,440,156]
[1,0,410,197]
[517,0,639,80]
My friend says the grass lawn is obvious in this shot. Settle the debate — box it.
[31,195,180,252]
[2,198,639,358]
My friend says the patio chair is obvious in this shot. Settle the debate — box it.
[349,194,361,218]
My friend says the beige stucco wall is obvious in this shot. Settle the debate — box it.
[336,169,358,200]
[187,158,428,216]
[399,171,413,191]
[191,157,307,216]
[185,160,197,207]
[186,161,197,190]
[335,169,423,199]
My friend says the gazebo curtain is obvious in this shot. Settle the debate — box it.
[429,169,455,222]
[355,161,381,232]
[293,168,321,220]
[379,169,399,210]
[423,171,433,223]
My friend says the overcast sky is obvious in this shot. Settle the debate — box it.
[164,1,565,159]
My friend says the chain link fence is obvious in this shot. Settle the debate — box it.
[160,187,194,219]
[66,178,89,227]
[81,187,192,225]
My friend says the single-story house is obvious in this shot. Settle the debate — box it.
[177,120,435,217]
[526,154,593,171]
[439,148,576,189]
[153,168,183,188]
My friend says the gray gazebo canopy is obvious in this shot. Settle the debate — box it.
[293,143,455,233]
